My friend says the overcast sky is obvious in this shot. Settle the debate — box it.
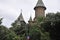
[0,0,60,28]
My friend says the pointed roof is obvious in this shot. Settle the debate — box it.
[34,0,46,10]
[16,13,25,25]
[29,16,32,22]
[18,10,24,21]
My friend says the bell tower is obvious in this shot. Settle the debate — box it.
[34,0,46,20]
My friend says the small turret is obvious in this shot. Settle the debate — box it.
[28,16,32,23]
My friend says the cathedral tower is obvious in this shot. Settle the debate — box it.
[34,0,46,20]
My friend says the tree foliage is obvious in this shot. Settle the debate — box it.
[41,12,60,40]
[0,25,21,40]
[0,18,20,40]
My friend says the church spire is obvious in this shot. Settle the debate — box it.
[18,9,24,21]
[34,0,46,10]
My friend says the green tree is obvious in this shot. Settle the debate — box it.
[10,20,26,40]
[0,25,21,40]
[25,16,50,40]
[41,12,60,40]
[0,18,20,40]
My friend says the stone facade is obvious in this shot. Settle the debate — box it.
[35,7,45,18]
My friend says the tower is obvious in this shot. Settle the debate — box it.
[34,0,46,20]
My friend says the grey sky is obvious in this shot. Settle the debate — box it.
[0,0,60,28]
